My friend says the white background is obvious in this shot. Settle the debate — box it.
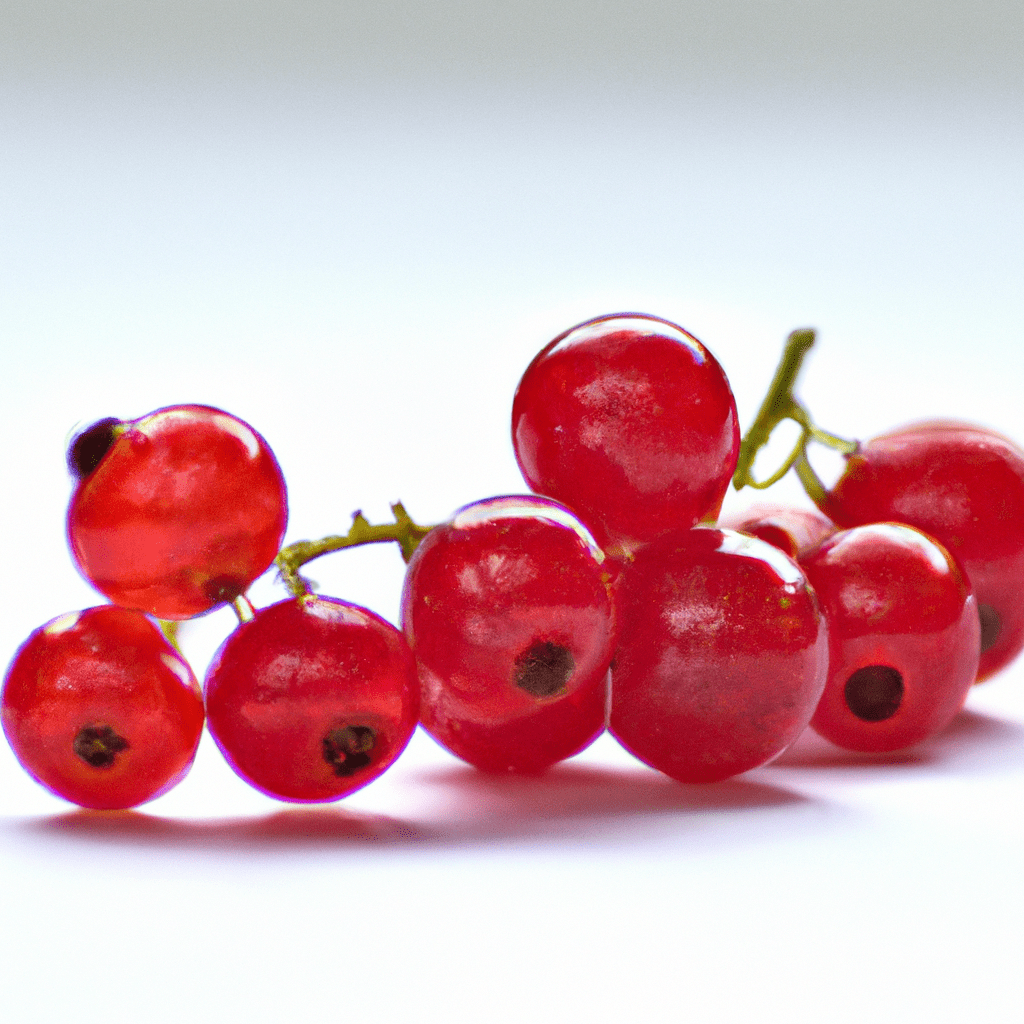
[2,3,1023,1021]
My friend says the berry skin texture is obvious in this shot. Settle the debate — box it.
[813,421,1024,680]
[2,606,204,809]
[401,495,617,774]
[609,527,827,784]
[204,596,419,803]
[512,313,740,554]
[719,502,836,560]
[67,405,288,620]
[800,523,980,753]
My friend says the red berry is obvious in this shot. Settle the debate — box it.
[67,405,288,620]
[204,595,419,802]
[512,313,740,553]
[401,496,617,773]
[800,523,980,752]
[719,502,836,559]
[609,527,827,783]
[2,606,204,809]
[813,421,1024,680]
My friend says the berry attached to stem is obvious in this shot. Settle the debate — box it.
[204,595,419,803]
[609,527,827,783]
[513,313,740,554]
[401,495,617,774]
[738,328,1024,681]
[800,524,980,751]
[2,606,205,809]
[67,405,288,620]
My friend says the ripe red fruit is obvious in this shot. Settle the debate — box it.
[67,405,288,620]
[512,313,740,554]
[2,606,204,809]
[812,421,1024,680]
[401,495,617,773]
[609,527,827,783]
[719,502,836,559]
[800,523,980,752]
[204,595,419,802]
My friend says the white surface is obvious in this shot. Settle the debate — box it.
[2,4,1023,1022]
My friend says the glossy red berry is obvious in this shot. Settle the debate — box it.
[401,495,617,773]
[813,421,1024,680]
[512,313,740,554]
[609,527,827,783]
[800,523,980,752]
[67,405,288,620]
[2,606,204,809]
[719,502,836,559]
[204,595,419,802]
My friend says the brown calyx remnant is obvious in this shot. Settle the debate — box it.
[203,575,246,606]
[513,641,575,698]
[74,724,130,768]
[844,665,904,722]
[322,725,376,777]
[67,418,123,479]
[978,604,1001,654]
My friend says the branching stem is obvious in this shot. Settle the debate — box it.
[733,328,858,497]
[275,502,436,599]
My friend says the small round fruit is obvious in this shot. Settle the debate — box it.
[800,523,980,752]
[401,495,617,773]
[2,606,204,809]
[609,527,827,783]
[512,313,740,553]
[67,405,288,620]
[204,595,419,802]
[719,502,836,560]
[812,421,1024,680]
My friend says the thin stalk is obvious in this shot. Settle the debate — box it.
[733,328,857,492]
[275,502,436,599]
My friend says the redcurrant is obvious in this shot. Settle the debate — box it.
[401,495,617,773]
[811,421,1024,680]
[67,405,288,620]
[204,595,419,802]
[512,313,740,553]
[800,523,980,752]
[2,606,204,809]
[719,502,836,559]
[609,527,827,783]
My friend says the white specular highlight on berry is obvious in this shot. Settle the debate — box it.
[210,413,262,460]
[451,495,605,563]
[714,529,807,587]
[160,652,196,689]
[43,611,82,636]
[301,596,371,627]
[561,315,706,364]
[663,599,727,639]
[838,523,952,576]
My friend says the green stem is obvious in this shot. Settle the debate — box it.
[733,328,858,492]
[275,502,436,599]
[158,619,182,653]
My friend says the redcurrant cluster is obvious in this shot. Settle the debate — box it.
[4,314,1023,809]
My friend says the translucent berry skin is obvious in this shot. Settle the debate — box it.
[204,596,419,802]
[512,313,740,553]
[609,527,827,784]
[814,421,1024,680]
[800,523,980,752]
[401,495,617,774]
[719,503,836,560]
[1,606,204,809]
[67,405,288,620]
